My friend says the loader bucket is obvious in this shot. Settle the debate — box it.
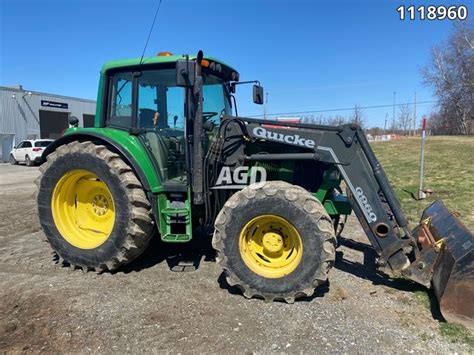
[416,200,474,330]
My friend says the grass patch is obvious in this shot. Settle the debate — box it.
[371,136,474,230]
[413,290,431,309]
[412,290,474,348]
[439,323,474,348]
[419,332,434,342]
[372,137,474,349]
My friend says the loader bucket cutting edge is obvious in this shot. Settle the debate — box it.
[416,200,474,330]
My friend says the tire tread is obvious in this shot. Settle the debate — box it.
[36,141,154,272]
[212,180,336,302]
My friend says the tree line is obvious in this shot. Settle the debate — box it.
[299,104,416,136]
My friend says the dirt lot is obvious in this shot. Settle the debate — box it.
[0,163,471,353]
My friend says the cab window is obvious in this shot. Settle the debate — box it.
[107,72,133,128]
[137,69,185,131]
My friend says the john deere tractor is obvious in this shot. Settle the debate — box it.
[37,51,473,328]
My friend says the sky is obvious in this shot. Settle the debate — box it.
[0,0,468,128]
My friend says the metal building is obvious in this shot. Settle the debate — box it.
[0,85,96,162]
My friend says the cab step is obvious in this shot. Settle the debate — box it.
[157,194,193,242]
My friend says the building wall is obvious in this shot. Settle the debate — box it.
[0,86,96,161]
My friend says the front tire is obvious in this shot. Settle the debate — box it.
[9,154,17,165]
[36,141,154,271]
[212,181,336,302]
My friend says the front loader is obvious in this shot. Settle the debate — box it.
[36,51,473,329]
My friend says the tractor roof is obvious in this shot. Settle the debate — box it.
[101,54,238,75]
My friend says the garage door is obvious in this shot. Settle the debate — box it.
[39,110,69,139]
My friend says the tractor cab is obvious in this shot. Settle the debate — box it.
[103,52,236,187]
[84,51,258,242]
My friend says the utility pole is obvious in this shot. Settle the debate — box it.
[418,117,427,199]
[263,92,269,119]
[413,92,417,136]
[384,112,388,135]
[392,91,396,133]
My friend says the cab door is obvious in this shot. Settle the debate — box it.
[136,69,187,188]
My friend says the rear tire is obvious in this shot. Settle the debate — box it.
[25,155,34,167]
[36,141,154,271]
[212,181,336,302]
[9,154,17,165]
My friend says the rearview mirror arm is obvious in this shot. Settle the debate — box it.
[228,80,261,91]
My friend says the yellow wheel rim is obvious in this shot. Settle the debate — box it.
[239,215,303,278]
[51,169,115,249]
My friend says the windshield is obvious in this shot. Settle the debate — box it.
[203,74,232,124]
[107,68,232,131]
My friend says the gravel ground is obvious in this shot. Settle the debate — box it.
[0,163,470,353]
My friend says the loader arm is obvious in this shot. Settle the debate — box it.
[232,117,416,271]
[211,115,473,328]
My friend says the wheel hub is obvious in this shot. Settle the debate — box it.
[262,232,284,253]
[92,194,109,216]
[239,215,303,278]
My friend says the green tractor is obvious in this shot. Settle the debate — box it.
[37,51,473,327]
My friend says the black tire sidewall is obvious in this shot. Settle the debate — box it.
[38,151,132,267]
[9,154,16,165]
[221,194,325,295]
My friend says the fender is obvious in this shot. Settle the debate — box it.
[41,130,164,222]
[42,130,159,194]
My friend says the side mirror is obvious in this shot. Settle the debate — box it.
[176,59,196,87]
[253,85,264,105]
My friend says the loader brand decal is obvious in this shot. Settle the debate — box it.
[212,166,267,190]
[252,127,316,148]
[317,145,376,224]
[355,187,377,222]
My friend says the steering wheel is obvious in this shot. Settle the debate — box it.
[202,111,219,121]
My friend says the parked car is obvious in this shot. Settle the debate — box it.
[9,139,54,166]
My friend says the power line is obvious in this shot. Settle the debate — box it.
[250,100,437,118]
[139,0,163,65]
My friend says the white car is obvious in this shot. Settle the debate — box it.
[9,139,54,166]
